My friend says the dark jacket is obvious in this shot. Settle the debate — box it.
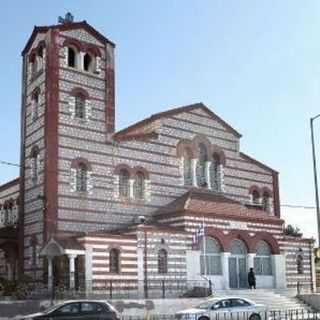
[248,270,256,284]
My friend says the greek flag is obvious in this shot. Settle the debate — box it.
[192,221,205,246]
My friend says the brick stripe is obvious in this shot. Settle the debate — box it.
[163,124,237,146]
[60,78,105,93]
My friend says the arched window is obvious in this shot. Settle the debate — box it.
[158,249,168,274]
[252,190,260,205]
[254,241,272,275]
[183,148,192,185]
[76,163,87,192]
[32,90,40,121]
[262,192,271,212]
[83,53,94,72]
[37,46,44,70]
[31,148,39,184]
[200,237,222,275]
[30,53,37,75]
[197,143,208,187]
[230,239,247,255]
[30,236,38,267]
[133,171,145,200]
[37,46,43,58]
[3,203,10,226]
[109,248,120,274]
[75,94,86,119]
[211,153,221,191]
[297,252,304,274]
[68,47,77,68]
[119,169,130,198]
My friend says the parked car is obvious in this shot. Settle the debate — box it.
[17,300,121,320]
[175,297,267,320]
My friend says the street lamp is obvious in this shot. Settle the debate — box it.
[310,114,320,246]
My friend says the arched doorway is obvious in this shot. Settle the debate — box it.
[229,239,247,288]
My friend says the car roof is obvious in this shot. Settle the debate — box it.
[61,300,112,305]
[205,297,256,304]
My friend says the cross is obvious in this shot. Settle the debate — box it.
[58,12,74,24]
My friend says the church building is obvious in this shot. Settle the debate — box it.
[0,14,315,295]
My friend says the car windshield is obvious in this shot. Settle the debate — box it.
[43,303,65,314]
[196,302,214,309]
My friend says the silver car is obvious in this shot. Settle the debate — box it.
[176,297,267,320]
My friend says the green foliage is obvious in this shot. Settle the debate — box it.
[284,224,303,237]
[0,274,33,299]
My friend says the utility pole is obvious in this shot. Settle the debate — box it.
[143,228,148,298]
[310,115,320,247]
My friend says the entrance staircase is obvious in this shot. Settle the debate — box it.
[214,289,313,312]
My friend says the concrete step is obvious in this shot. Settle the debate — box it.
[213,289,313,312]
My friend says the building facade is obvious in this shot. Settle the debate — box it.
[0,15,315,294]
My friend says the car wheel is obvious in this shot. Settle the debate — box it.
[249,313,261,320]
[198,316,210,320]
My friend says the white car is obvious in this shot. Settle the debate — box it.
[176,297,267,320]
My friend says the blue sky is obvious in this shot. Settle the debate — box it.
[1,0,320,209]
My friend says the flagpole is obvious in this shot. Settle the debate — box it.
[203,216,207,276]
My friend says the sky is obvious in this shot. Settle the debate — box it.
[1,0,320,236]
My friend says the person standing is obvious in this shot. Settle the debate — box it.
[248,267,256,289]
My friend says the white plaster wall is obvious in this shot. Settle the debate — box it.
[186,250,200,280]
[256,276,274,288]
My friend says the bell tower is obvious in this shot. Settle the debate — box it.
[19,14,115,279]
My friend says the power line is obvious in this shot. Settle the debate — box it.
[0,160,23,168]
[281,204,316,209]
[0,159,113,185]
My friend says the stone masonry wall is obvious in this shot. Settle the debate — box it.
[22,32,48,279]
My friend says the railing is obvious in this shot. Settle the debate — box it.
[124,311,320,320]
[24,279,212,300]
[0,307,317,320]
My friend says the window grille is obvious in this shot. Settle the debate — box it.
[76,163,87,192]
[297,254,304,274]
[254,241,272,275]
[109,248,120,273]
[119,169,130,198]
[133,172,145,200]
[31,152,39,184]
[75,95,86,119]
[200,237,222,275]
[158,249,168,274]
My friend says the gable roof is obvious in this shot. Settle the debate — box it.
[113,102,242,141]
[22,20,115,55]
[154,188,283,225]
[240,152,278,174]
[39,235,85,256]
[0,178,20,193]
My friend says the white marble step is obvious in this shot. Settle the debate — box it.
[213,289,312,312]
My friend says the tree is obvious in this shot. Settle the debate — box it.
[284,224,303,237]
